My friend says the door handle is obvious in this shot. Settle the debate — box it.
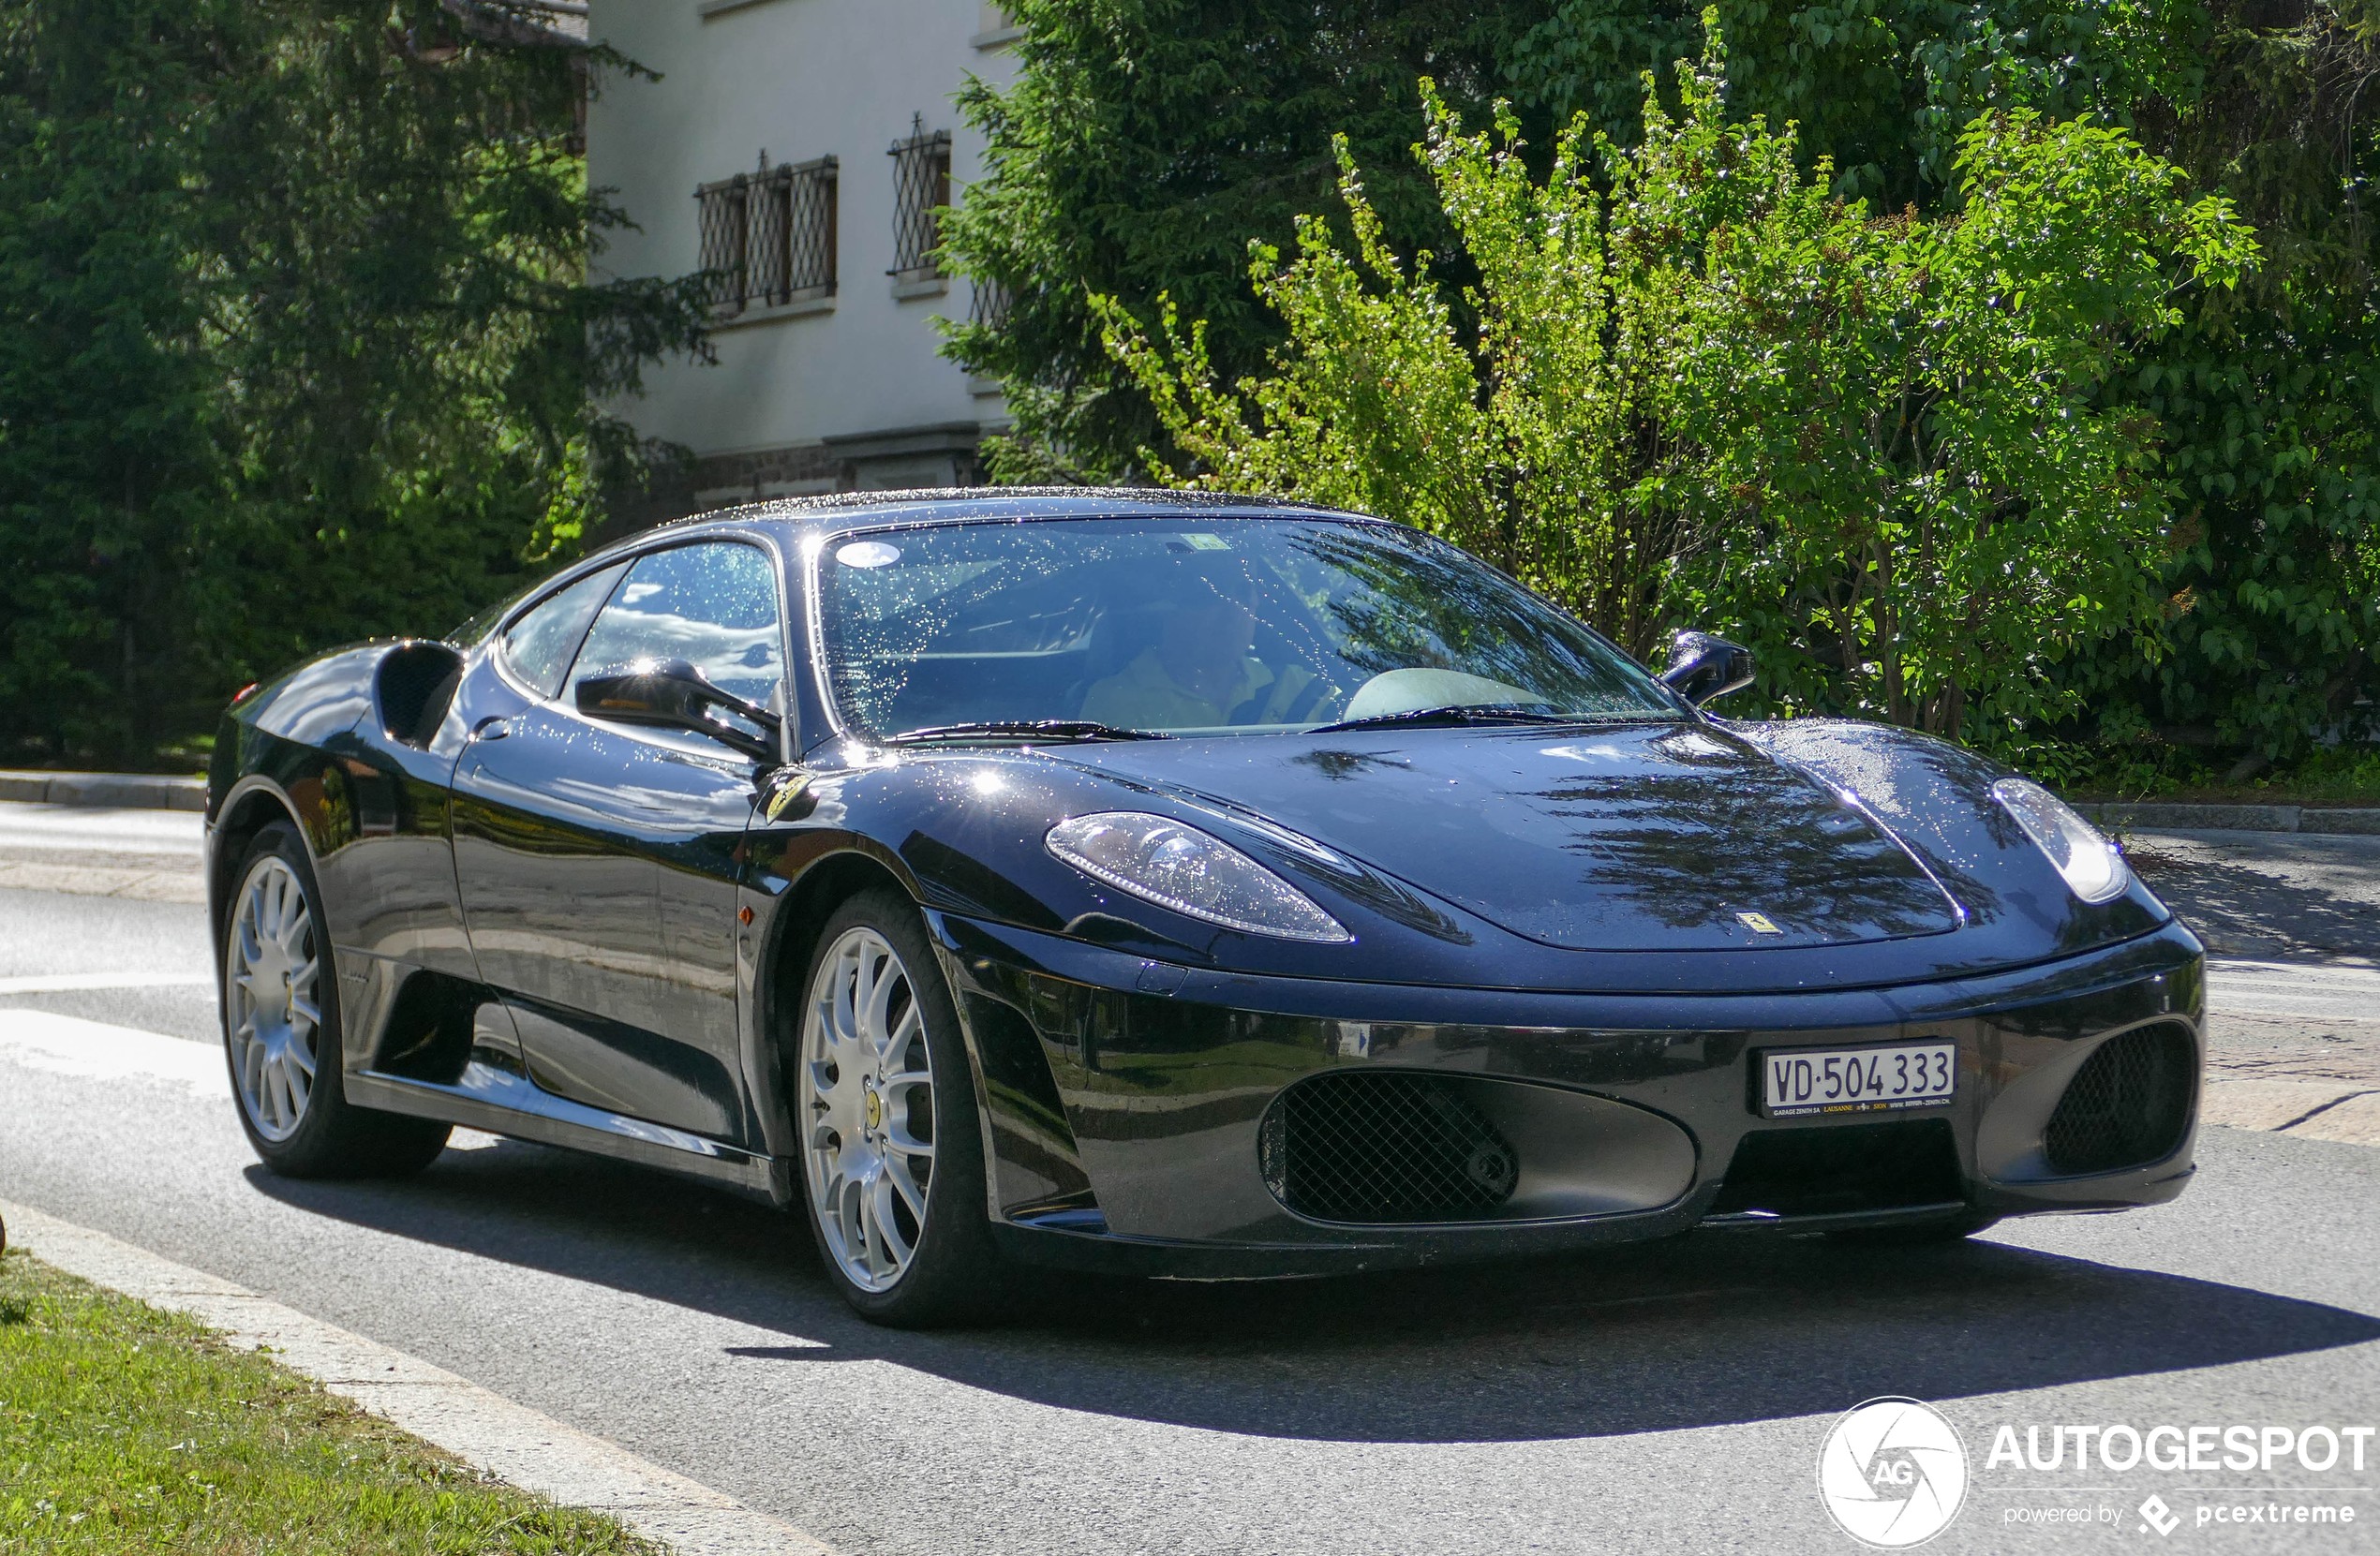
[472,717,513,742]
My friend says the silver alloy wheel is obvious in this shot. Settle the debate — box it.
[799,926,937,1292]
[226,854,321,1143]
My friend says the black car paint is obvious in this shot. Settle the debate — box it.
[204,491,2204,1276]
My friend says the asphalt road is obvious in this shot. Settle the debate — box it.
[2,808,2377,1553]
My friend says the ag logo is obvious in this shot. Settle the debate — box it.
[1816,1396,1969,1548]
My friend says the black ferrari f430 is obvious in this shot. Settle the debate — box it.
[204,490,2203,1325]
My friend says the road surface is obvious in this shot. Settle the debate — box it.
[2,803,2374,1552]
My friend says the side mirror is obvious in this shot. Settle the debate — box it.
[1659,630,1754,707]
[575,658,781,763]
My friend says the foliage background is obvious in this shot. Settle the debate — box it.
[944,0,2380,774]
[0,0,708,767]
[1101,45,2256,746]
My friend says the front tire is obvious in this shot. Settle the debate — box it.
[221,822,451,1178]
[795,891,1004,1326]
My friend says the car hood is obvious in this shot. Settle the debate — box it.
[1053,722,1965,953]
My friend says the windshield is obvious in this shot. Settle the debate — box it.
[814,516,1680,739]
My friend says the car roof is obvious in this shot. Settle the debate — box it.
[659,486,1380,543]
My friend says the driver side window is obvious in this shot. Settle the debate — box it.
[567,541,787,715]
[500,563,626,700]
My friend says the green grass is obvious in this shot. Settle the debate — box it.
[0,1248,662,1555]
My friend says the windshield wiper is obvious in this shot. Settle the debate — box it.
[880,719,1174,746]
[1307,704,1617,734]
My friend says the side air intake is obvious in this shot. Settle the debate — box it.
[1259,1071,1518,1224]
[2043,1024,2194,1176]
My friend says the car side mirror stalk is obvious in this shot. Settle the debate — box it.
[1659,630,1754,707]
[575,659,782,763]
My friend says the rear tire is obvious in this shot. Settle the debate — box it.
[220,822,451,1178]
[794,890,1005,1327]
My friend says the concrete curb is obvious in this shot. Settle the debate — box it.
[2077,801,2380,837]
[0,1200,837,1556]
[0,769,206,813]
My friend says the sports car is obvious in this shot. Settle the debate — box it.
[205,489,2203,1326]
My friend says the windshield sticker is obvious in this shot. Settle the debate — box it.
[837,541,902,569]
[1175,533,1230,552]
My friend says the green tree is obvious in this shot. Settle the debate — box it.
[938,0,1547,484]
[943,0,2206,486]
[0,0,708,765]
[1100,24,2256,739]
[2056,2,2380,763]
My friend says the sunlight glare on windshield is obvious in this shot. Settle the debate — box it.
[815,517,1675,739]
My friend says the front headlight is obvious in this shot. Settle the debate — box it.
[1046,812,1353,943]
[1990,777,2131,904]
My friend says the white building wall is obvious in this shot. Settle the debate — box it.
[587,0,1019,508]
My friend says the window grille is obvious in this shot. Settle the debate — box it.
[887,114,952,276]
[694,173,750,316]
[968,277,1013,333]
[694,154,838,316]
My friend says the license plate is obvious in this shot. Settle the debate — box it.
[1760,1042,1956,1119]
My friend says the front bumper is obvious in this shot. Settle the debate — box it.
[930,913,2205,1278]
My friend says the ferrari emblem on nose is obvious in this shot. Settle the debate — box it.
[1736,911,1783,934]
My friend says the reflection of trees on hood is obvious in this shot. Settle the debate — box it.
[1734,719,2011,924]
[1538,758,1956,941]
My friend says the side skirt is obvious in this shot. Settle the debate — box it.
[347,1060,792,1207]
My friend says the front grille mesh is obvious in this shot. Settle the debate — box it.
[2044,1025,2194,1176]
[1259,1071,1518,1223]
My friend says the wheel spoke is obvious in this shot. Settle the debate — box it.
[284,1032,316,1079]
[880,1000,920,1066]
[862,956,900,1050]
[844,946,873,1045]
[884,1124,936,1161]
[884,1153,929,1222]
[265,871,290,943]
[867,1169,915,1271]
[278,872,305,944]
[838,1177,870,1275]
[856,961,895,1046]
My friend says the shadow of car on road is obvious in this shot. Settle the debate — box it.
[243,1142,2380,1445]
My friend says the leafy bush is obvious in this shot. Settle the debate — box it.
[1099,20,2255,743]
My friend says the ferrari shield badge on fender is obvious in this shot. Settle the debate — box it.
[1737,911,1784,934]
[764,770,811,822]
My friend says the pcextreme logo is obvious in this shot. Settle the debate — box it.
[1817,1397,1971,1549]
